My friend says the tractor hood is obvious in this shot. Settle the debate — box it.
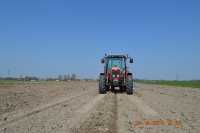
[111,66,121,81]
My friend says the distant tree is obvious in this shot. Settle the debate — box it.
[63,75,67,81]
[71,74,76,80]
[24,76,38,81]
[19,75,24,81]
[64,74,70,81]
[58,75,63,81]
[67,74,71,80]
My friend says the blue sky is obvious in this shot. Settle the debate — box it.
[0,0,200,80]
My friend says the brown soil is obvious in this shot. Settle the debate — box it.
[0,81,199,133]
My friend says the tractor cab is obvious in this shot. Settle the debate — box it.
[107,57,125,71]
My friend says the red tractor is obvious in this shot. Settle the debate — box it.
[99,54,134,94]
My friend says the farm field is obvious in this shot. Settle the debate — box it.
[0,81,200,133]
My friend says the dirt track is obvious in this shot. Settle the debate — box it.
[0,81,200,133]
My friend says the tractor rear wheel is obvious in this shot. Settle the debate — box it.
[99,74,106,94]
[126,74,133,95]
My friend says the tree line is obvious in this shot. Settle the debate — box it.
[0,74,77,81]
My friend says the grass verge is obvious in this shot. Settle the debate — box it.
[0,80,43,85]
[135,80,200,88]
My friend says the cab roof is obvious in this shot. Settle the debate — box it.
[105,55,127,58]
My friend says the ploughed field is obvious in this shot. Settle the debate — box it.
[0,81,200,133]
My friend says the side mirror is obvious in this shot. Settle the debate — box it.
[101,58,105,64]
[130,58,133,63]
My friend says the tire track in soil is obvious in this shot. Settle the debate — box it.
[0,90,99,133]
[75,93,118,133]
[0,91,94,128]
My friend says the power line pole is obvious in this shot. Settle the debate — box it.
[176,74,179,81]
[7,69,10,77]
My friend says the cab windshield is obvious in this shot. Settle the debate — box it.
[107,58,125,70]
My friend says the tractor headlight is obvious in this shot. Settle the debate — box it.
[112,75,115,78]
[117,75,120,78]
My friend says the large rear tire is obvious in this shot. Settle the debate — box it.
[99,74,106,94]
[126,74,133,95]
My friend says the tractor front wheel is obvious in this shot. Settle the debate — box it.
[126,74,133,95]
[99,74,106,94]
